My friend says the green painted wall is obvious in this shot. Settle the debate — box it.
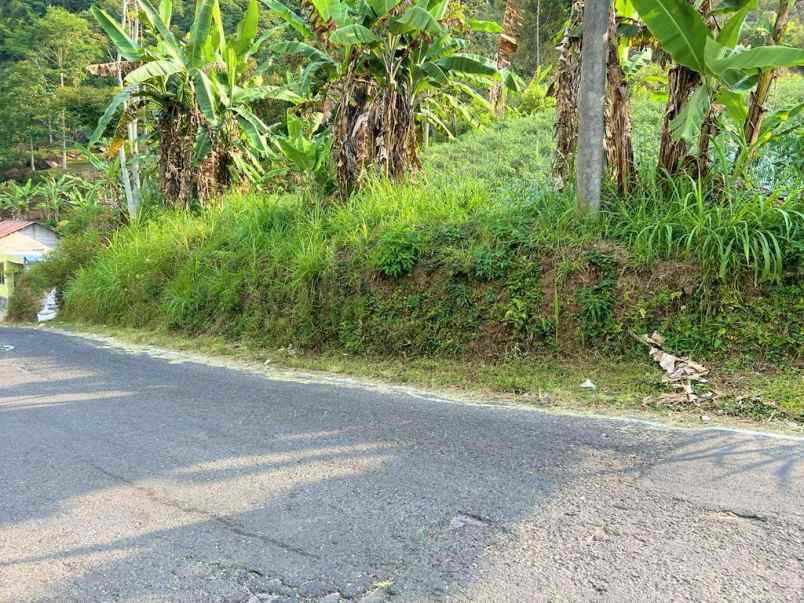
[0,256,24,302]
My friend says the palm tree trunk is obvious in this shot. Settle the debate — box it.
[488,0,523,115]
[553,0,584,190]
[744,0,792,148]
[604,8,635,194]
[576,0,608,212]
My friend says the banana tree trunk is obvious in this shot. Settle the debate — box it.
[658,66,700,174]
[744,0,792,148]
[333,67,418,195]
[553,0,584,190]
[576,0,608,212]
[489,0,523,116]
[658,0,717,177]
[604,7,635,194]
[158,104,231,208]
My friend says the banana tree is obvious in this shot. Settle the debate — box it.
[0,180,37,219]
[263,0,516,194]
[91,0,293,206]
[37,174,82,224]
[268,109,333,192]
[630,0,804,175]
[488,0,522,115]
[552,0,583,191]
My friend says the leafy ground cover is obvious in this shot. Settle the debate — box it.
[9,88,804,425]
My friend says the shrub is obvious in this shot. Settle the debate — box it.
[5,278,39,322]
[517,66,556,115]
[371,227,423,278]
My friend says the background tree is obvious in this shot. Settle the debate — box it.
[92,0,287,206]
[10,7,106,169]
[0,60,51,172]
[633,0,804,177]
[0,5,106,172]
[488,0,523,114]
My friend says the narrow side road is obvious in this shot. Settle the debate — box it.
[1,327,802,602]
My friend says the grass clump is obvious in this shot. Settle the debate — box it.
[607,177,804,283]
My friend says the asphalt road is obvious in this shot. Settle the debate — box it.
[1,327,803,603]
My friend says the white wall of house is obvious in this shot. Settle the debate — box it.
[21,224,59,248]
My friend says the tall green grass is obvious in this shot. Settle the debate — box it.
[605,177,804,282]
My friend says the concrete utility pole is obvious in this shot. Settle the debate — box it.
[575,0,609,213]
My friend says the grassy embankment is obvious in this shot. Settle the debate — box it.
[10,86,804,426]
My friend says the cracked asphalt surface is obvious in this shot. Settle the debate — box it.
[1,326,803,602]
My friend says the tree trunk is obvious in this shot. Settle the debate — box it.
[658,1,718,177]
[744,0,792,148]
[118,146,136,218]
[118,0,142,218]
[157,103,231,207]
[553,0,584,190]
[488,0,523,115]
[536,0,541,67]
[604,8,635,194]
[158,103,194,208]
[125,0,143,212]
[29,136,36,173]
[61,109,68,171]
[658,66,700,174]
[60,71,67,171]
[128,120,142,207]
[333,65,418,195]
[576,0,608,212]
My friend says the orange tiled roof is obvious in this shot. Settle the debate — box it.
[0,221,34,239]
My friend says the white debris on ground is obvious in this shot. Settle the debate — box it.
[636,331,716,406]
[579,379,597,390]
[37,289,59,322]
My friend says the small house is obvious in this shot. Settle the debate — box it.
[0,221,58,313]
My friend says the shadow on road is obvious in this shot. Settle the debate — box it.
[1,327,802,602]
